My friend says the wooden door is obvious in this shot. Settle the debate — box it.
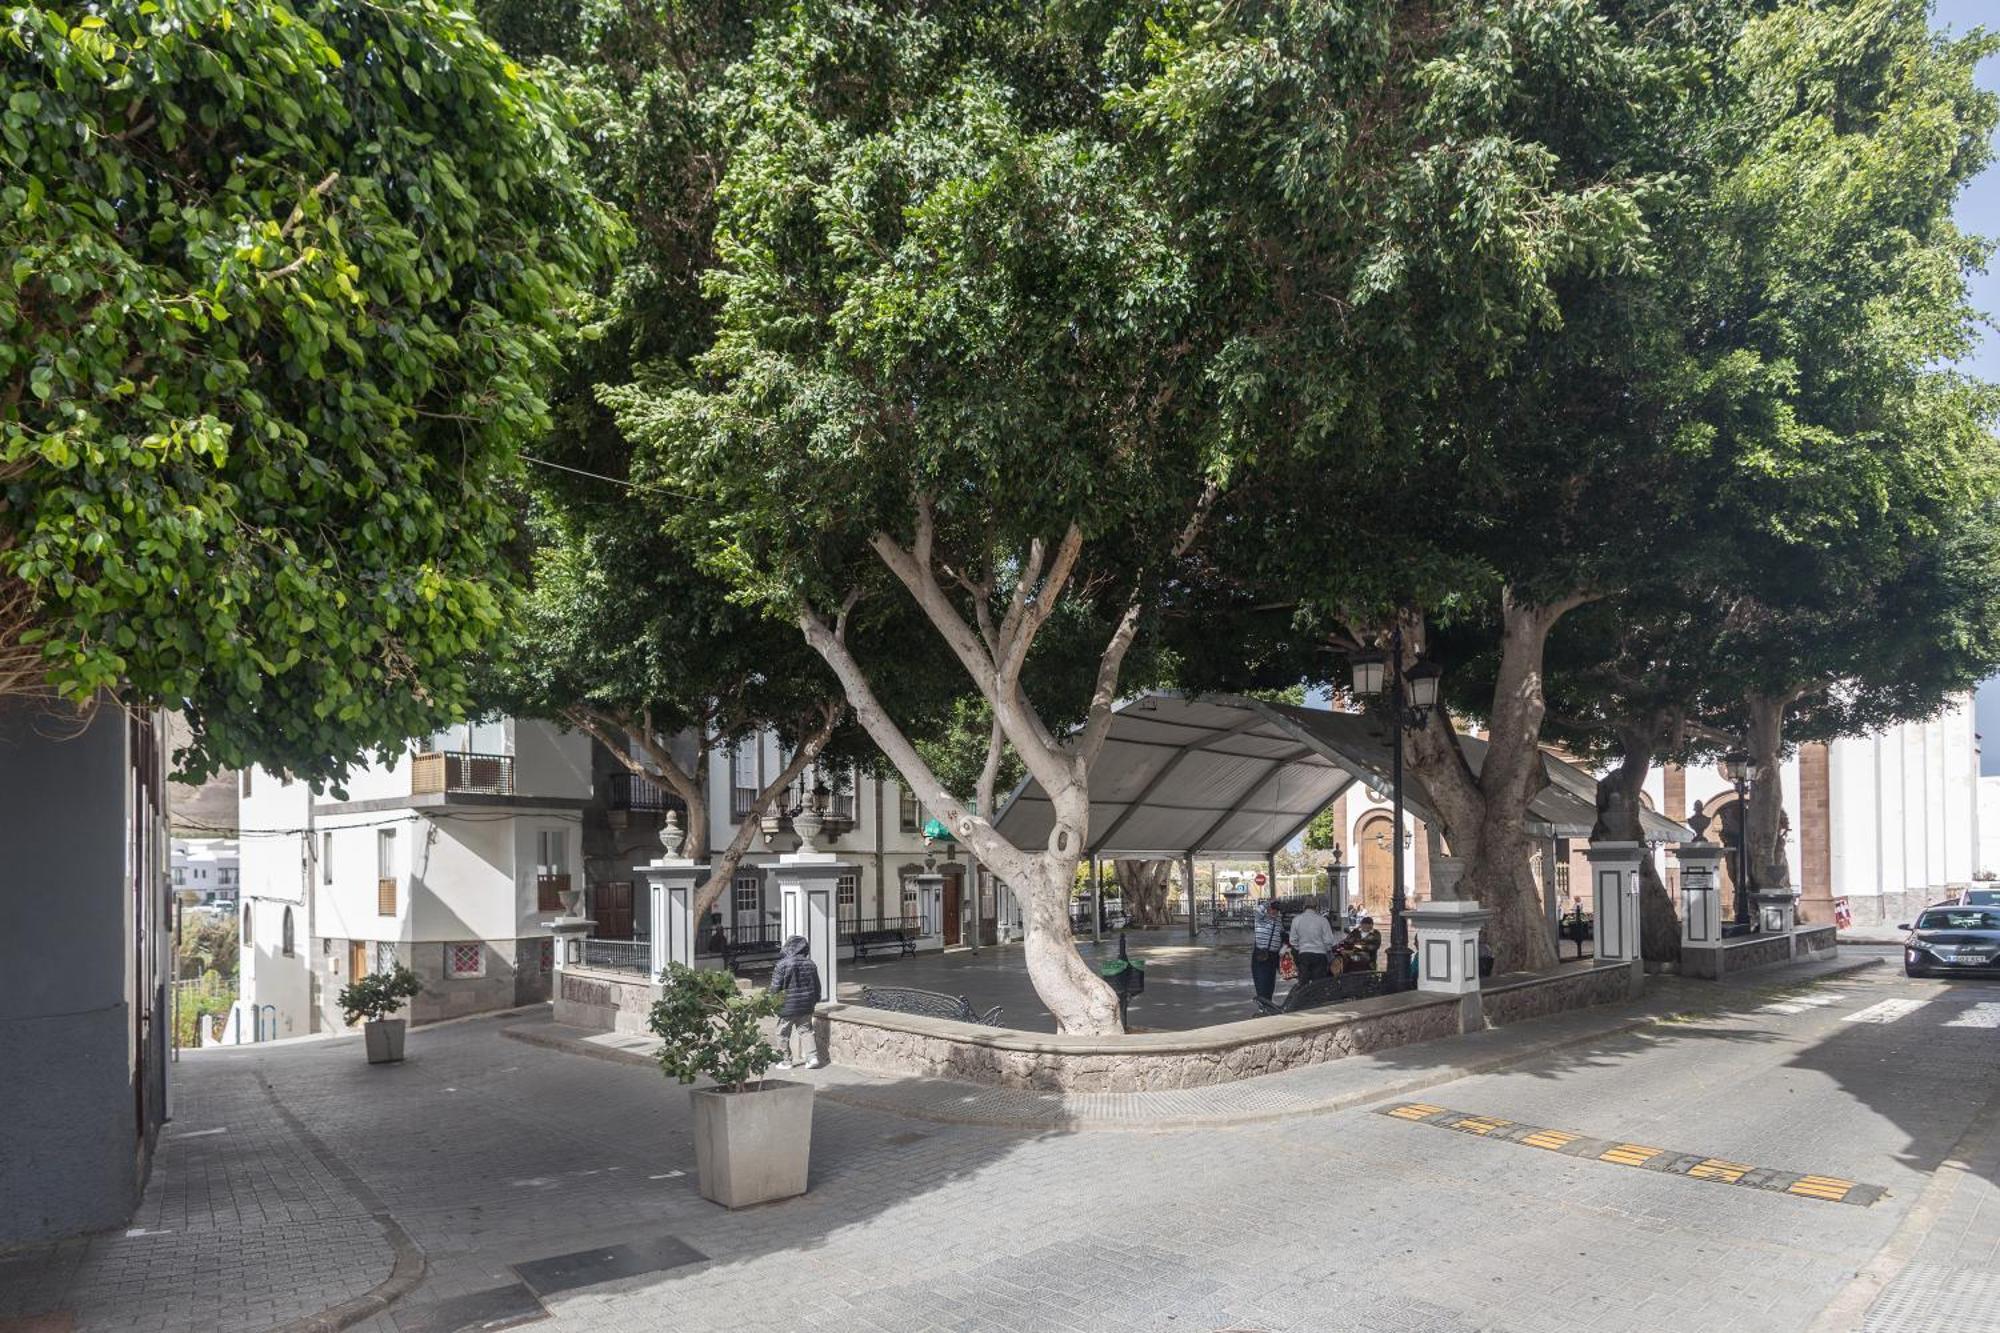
[348,941,368,1018]
[942,870,963,947]
[595,881,635,940]
[1357,813,1395,923]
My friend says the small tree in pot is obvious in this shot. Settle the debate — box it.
[648,963,813,1208]
[338,966,423,1064]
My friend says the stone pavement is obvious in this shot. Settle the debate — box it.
[5,946,1996,1333]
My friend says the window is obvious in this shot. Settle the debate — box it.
[446,942,484,978]
[899,785,919,832]
[377,829,397,914]
[322,831,333,885]
[173,867,185,886]
[733,874,761,923]
[837,874,857,912]
[730,740,759,819]
[537,938,555,973]
[374,941,398,971]
[536,830,570,912]
[242,902,252,946]
[241,768,253,798]
[282,907,295,957]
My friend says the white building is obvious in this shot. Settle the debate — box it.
[170,837,239,907]
[234,718,951,1039]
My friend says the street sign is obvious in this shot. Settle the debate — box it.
[1253,872,1267,886]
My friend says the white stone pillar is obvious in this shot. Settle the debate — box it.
[1674,843,1726,948]
[635,857,704,980]
[1585,840,1644,996]
[1752,888,1800,937]
[1407,860,1489,1034]
[774,852,851,1003]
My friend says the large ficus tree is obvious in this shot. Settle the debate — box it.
[613,2,1222,1034]
[1,0,618,779]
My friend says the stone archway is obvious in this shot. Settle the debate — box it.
[1357,812,1395,924]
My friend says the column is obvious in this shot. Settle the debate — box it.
[774,853,851,1004]
[635,856,704,979]
[1584,840,1644,997]
[1674,842,1726,948]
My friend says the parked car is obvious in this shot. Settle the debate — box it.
[1899,906,2000,978]
[1955,887,2000,908]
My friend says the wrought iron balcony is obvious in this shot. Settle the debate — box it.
[606,771,686,814]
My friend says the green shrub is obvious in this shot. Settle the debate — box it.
[338,966,422,1025]
[646,963,780,1092]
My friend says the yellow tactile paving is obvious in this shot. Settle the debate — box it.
[1523,1130,1578,1151]
[1600,1143,1662,1166]
[1688,1159,1752,1183]
[1788,1175,1854,1201]
[1452,1116,1511,1135]
[1387,1103,1445,1121]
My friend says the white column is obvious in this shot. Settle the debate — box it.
[1674,843,1726,948]
[774,854,849,1003]
[635,857,704,979]
[1584,840,1645,996]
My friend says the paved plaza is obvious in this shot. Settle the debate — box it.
[4,945,1999,1332]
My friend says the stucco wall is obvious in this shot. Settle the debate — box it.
[0,701,158,1242]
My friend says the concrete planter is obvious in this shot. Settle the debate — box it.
[363,1018,407,1064]
[689,1080,813,1208]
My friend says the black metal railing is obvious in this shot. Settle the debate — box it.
[581,939,650,974]
[607,772,687,815]
[837,911,935,940]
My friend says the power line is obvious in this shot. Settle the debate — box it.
[520,453,694,501]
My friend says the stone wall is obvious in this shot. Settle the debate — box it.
[1682,924,1838,979]
[555,966,659,1035]
[404,939,553,1025]
[1481,962,1636,1028]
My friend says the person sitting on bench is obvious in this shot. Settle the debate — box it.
[1335,915,1381,972]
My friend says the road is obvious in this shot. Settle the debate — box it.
[3,945,1996,1332]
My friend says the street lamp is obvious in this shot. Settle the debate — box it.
[1349,626,1439,994]
[1723,749,1752,928]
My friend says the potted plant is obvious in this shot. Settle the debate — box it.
[338,965,423,1064]
[648,962,812,1208]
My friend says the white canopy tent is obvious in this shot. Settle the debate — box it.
[993,692,1689,860]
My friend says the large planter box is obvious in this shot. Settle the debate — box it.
[689,1080,814,1208]
[364,1018,407,1064]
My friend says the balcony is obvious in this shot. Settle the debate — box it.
[412,750,514,797]
[607,772,686,815]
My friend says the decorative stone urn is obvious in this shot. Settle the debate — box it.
[793,805,825,854]
[659,809,686,859]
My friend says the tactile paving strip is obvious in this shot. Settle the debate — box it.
[1375,1103,1886,1206]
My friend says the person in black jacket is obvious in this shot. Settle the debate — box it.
[769,935,823,1069]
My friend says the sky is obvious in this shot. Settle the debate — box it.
[1933,2,2000,772]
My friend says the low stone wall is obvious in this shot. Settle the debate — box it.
[1481,962,1636,1027]
[1682,924,1838,980]
[554,966,658,1035]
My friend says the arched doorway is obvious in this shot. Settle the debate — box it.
[1704,794,1745,916]
[1357,813,1395,924]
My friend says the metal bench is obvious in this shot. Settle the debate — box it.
[1255,969,1385,1016]
[714,933,783,975]
[1559,910,1594,959]
[859,986,1003,1027]
[851,927,918,962]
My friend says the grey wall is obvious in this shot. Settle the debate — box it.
[0,699,149,1242]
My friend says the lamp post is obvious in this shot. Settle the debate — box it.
[1350,627,1440,995]
[1723,749,1752,928]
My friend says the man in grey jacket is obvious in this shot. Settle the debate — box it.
[769,936,823,1070]
[1287,903,1337,983]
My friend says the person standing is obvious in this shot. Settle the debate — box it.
[1288,901,1337,983]
[1251,899,1286,1004]
[769,935,823,1070]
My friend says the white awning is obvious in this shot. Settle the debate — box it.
[991,692,1689,858]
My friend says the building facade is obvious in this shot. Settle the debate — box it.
[171,836,239,908]
[0,699,172,1243]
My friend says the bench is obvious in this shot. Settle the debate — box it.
[851,927,917,962]
[1255,969,1384,1016]
[717,935,783,975]
[1559,911,1594,959]
[859,986,1004,1027]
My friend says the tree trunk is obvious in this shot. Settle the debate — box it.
[1115,858,1173,927]
[1593,735,1678,965]
[1402,594,1568,974]
[1022,850,1122,1034]
[1745,692,1791,892]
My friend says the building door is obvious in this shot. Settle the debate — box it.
[347,941,368,1021]
[1357,813,1395,924]
[942,869,963,947]
[595,881,635,941]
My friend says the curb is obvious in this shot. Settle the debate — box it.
[258,1077,429,1333]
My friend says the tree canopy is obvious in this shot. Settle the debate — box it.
[2,0,618,780]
